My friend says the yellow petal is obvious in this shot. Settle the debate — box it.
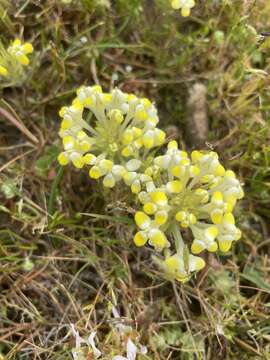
[22,42,33,54]
[103,174,115,188]
[218,240,232,253]
[57,152,69,166]
[17,54,29,66]
[89,166,102,179]
[149,229,168,251]
[150,190,168,206]
[134,231,148,247]
[154,211,168,226]
[143,202,157,215]
[166,180,183,193]
[191,240,205,254]
[0,65,8,76]
[13,38,21,46]
[134,211,151,230]
[175,211,186,222]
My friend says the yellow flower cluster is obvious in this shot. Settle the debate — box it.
[170,0,195,17]
[58,86,244,282]
[7,39,33,66]
[134,141,244,281]
[0,38,33,81]
[58,85,165,191]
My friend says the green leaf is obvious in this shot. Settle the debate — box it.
[241,266,270,292]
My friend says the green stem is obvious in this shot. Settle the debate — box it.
[171,222,184,256]
[48,166,64,217]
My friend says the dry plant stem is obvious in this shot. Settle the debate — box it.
[0,148,35,172]
[0,106,39,144]
[186,83,208,147]
[172,281,199,359]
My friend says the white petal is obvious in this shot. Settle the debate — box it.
[127,338,137,360]
[126,159,142,171]
[146,181,156,192]
[70,324,82,349]
[87,332,102,358]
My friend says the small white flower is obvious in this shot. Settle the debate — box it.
[113,338,147,360]
[70,324,101,359]
[88,332,102,358]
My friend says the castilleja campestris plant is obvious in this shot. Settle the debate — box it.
[134,143,244,281]
[58,85,244,283]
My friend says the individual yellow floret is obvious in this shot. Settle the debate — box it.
[168,140,178,150]
[154,211,168,226]
[121,146,133,157]
[135,211,151,230]
[211,209,223,224]
[143,202,157,215]
[0,65,8,76]
[189,165,200,177]
[83,153,96,165]
[171,0,195,17]
[7,38,34,67]
[99,159,113,172]
[150,190,168,206]
[89,166,102,179]
[58,152,69,166]
[103,174,116,188]
[122,129,134,145]
[166,180,183,193]
[149,229,168,251]
[131,180,141,194]
[109,109,124,124]
[171,165,185,178]
[175,211,186,222]
[134,231,148,247]
[22,42,34,54]
[70,153,84,168]
[214,163,226,177]
[142,131,154,149]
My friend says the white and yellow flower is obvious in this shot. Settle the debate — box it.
[163,253,205,282]
[0,38,34,83]
[7,38,33,66]
[58,85,166,191]
[133,211,170,251]
[58,86,244,283]
[134,144,243,281]
[170,0,195,17]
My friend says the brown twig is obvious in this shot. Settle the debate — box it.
[0,106,39,145]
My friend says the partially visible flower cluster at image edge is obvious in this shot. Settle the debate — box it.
[170,0,195,17]
[58,85,244,283]
[0,38,33,79]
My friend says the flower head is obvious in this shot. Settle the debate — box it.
[7,38,33,66]
[0,38,34,84]
[58,85,166,191]
[133,142,244,281]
